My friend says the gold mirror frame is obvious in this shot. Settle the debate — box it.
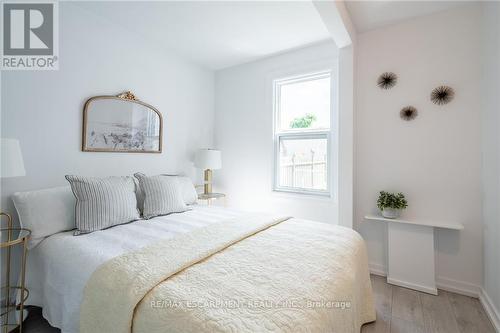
[82,91,163,153]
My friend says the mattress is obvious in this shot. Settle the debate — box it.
[25,205,247,333]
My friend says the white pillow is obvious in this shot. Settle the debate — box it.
[66,175,140,235]
[134,173,188,219]
[172,175,198,205]
[135,175,198,214]
[12,186,76,248]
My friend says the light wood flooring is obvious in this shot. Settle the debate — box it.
[16,274,496,333]
[361,275,496,333]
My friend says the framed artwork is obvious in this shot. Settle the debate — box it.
[82,91,162,153]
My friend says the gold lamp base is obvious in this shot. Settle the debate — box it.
[203,169,213,195]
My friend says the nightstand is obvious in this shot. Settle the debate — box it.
[1,212,31,333]
[197,192,226,206]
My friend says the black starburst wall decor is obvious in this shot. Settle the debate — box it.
[431,85,455,105]
[400,106,418,121]
[377,72,398,90]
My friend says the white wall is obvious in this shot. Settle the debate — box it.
[338,45,355,227]
[355,5,484,294]
[214,42,342,223]
[481,1,500,326]
[0,2,214,217]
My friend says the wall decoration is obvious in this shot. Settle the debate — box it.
[82,91,163,153]
[430,85,454,105]
[377,72,398,90]
[400,106,418,121]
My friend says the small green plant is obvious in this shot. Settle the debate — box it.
[377,191,408,211]
[290,113,317,128]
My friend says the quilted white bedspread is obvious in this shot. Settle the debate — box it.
[80,214,375,333]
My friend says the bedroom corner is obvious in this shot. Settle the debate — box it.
[1,1,498,333]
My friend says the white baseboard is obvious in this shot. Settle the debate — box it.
[480,288,500,333]
[369,262,386,277]
[369,262,481,298]
[435,276,481,298]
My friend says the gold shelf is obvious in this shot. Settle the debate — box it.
[0,228,31,248]
[0,287,29,317]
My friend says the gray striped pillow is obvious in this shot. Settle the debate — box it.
[65,175,140,235]
[134,173,187,219]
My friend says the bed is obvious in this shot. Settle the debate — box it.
[23,205,375,333]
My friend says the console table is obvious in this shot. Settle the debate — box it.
[364,214,464,295]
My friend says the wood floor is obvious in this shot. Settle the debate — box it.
[18,274,496,333]
[362,275,496,333]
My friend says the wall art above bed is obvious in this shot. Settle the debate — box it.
[82,91,163,153]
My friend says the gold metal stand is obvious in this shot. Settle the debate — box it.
[203,169,213,195]
[1,212,30,333]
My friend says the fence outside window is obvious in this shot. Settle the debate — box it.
[279,152,327,191]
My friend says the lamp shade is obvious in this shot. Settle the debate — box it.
[194,149,221,170]
[1,138,26,178]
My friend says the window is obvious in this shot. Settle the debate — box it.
[273,71,332,196]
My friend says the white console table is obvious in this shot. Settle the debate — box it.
[364,215,464,295]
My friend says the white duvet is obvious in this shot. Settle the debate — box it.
[25,206,246,333]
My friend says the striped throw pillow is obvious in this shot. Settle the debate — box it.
[134,173,187,219]
[65,175,140,235]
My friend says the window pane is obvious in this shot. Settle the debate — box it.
[278,136,328,191]
[279,75,330,131]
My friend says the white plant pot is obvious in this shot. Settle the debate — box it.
[381,208,401,219]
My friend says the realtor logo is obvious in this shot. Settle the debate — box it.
[1,1,59,70]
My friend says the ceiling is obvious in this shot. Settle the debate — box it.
[345,1,467,33]
[75,1,332,70]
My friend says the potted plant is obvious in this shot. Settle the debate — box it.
[377,191,408,219]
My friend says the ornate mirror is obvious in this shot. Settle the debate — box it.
[82,91,162,153]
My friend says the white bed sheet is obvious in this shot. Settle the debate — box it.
[25,205,246,333]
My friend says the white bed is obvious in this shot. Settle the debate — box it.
[25,205,247,333]
[25,203,375,333]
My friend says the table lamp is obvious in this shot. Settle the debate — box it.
[1,138,26,224]
[194,149,221,195]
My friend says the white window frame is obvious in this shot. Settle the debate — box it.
[273,70,333,197]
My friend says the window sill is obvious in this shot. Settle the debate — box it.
[271,188,336,203]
